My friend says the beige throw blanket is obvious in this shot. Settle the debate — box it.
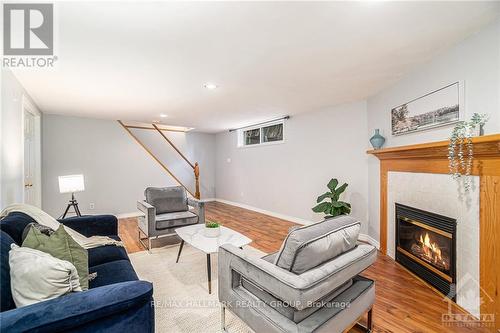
[1,204,123,249]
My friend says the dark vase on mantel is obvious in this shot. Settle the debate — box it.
[370,129,386,150]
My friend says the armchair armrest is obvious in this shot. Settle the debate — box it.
[0,281,154,333]
[187,197,205,224]
[218,244,376,310]
[137,200,156,235]
[59,215,118,237]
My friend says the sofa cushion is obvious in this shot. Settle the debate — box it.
[87,236,129,267]
[89,260,138,289]
[9,244,82,307]
[1,231,16,311]
[275,215,360,274]
[22,225,90,290]
[0,212,36,245]
[241,277,353,323]
[145,186,188,214]
[21,222,54,242]
[155,211,198,230]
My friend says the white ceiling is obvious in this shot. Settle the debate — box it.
[12,1,500,133]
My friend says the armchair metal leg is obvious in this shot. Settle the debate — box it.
[354,308,373,333]
[367,307,373,331]
[220,303,226,333]
[138,229,152,253]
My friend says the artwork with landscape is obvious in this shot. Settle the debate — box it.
[391,82,461,135]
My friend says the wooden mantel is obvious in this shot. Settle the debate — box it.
[367,133,500,332]
[367,133,500,159]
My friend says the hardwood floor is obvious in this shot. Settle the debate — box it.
[119,201,491,333]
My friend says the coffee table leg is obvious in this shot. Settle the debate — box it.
[176,240,184,263]
[207,253,212,294]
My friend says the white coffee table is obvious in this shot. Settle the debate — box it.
[175,224,252,294]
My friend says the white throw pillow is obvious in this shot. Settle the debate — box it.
[9,244,82,307]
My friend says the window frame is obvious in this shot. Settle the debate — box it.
[237,120,285,148]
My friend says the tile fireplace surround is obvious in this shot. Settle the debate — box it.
[388,172,479,316]
[368,133,500,332]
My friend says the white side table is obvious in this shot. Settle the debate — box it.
[175,224,252,294]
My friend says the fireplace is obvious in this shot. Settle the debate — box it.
[395,203,457,299]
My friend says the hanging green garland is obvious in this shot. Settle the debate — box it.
[448,113,488,192]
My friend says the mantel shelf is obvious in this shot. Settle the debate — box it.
[367,133,500,160]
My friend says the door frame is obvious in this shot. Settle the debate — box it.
[22,96,42,208]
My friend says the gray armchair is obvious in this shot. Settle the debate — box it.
[218,215,377,333]
[137,186,205,251]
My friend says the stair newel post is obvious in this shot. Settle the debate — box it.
[194,162,200,199]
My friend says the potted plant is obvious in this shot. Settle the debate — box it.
[312,178,351,218]
[204,221,221,237]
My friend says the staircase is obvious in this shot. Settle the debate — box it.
[118,120,201,199]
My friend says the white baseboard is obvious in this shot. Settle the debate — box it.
[215,198,312,225]
[116,211,143,219]
[359,233,380,249]
[216,199,380,249]
[116,199,381,250]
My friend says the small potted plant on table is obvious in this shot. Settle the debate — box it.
[204,221,221,237]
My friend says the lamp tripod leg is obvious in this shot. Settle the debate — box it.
[62,204,72,219]
[74,202,82,216]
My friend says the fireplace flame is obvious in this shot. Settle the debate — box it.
[419,232,443,264]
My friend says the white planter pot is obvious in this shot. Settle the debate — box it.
[204,226,221,238]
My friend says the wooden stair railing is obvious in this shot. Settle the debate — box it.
[118,120,200,198]
[151,123,200,199]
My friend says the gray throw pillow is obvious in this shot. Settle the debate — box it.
[274,215,360,274]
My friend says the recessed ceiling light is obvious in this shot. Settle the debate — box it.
[152,120,161,123]
[160,114,168,118]
[203,83,218,90]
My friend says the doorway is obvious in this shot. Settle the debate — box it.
[23,97,41,207]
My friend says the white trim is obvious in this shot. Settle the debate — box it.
[359,233,380,249]
[215,198,312,225]
[115,200,381,250]
[216,199,381,248]
[116,211,144,219]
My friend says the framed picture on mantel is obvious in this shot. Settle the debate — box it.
[391,82,463,136]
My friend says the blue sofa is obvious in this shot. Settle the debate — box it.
[0,212,154,333]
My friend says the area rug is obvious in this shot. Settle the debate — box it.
[129,244,264,333]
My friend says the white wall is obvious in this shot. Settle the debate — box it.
[367,19,500,241]
[0,69,41,209]
[42,114,216,217]
[215,101,370,232]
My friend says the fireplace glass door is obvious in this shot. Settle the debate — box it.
[397,218,452,279]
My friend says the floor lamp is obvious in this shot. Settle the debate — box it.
[59,174,85,219]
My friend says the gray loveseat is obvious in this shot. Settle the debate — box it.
[218,215,377,333]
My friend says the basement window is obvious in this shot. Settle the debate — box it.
[238,121,284,147]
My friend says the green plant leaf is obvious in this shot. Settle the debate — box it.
[312,202,330,213]
[316,192,331,203]
[327,178,338,191]
[205,221,220,228]
[335,183,348,195]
